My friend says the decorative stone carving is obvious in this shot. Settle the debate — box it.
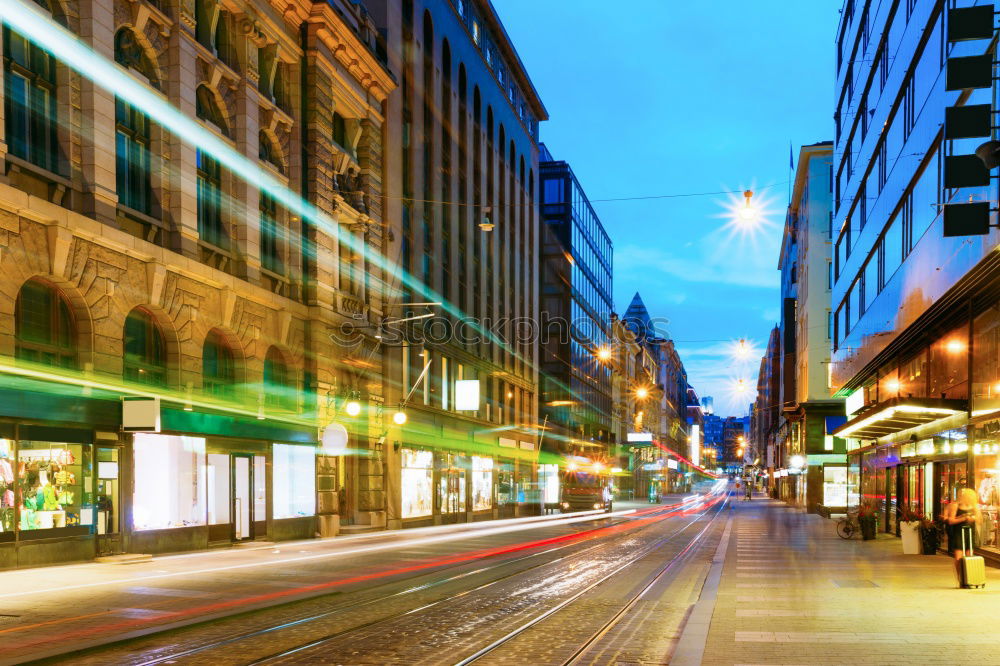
[178,0,196,30]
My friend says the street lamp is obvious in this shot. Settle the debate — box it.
[735,189,759,225]
[596,346,612,362]
[635,386,649,400]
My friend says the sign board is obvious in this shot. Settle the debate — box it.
[519,441,534,451]
[667,459,678,470]
[455,380,480,411]
[122,397,160,432]
[627,432,652,442]
[498,437,517,449]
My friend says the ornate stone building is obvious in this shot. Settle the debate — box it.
[0,0,392,566]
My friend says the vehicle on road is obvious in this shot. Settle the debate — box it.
[560,466,613,513]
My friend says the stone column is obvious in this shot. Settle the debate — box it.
[78,0,118,225]
[167,19,200,259]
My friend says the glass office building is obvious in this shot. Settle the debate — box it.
[830,1,999,556]
[539,145,613,451]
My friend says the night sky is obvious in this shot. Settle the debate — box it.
[498,0,841,414]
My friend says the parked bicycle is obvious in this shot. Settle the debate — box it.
[836,510,859,539]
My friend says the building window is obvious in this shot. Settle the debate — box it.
[264,346,295,411]
[471,456,493,510]
[259,192,283,275]
[197,150,227,249]
[273,444,315,519]
[133,434,206,530]
[123,308,166,386]
[195,84,229,137]
[3,26,60,173]
[113,28,159,89]
[195,0,218,49]
[258,131,283,173]
[203,330,236,398]
[115,98,152,215]
[401,449,433,518]
[15,279,75,369]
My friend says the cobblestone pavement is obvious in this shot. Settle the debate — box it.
[48,495,728,665]
[699,496,1000,665]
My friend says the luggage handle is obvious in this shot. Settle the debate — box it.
[961,524,975,557]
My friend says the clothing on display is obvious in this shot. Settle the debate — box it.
[17,442,85,531]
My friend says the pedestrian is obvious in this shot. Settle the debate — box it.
[744,482,752,501]
[942,488,982,584]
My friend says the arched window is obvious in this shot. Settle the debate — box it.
[15,279,76,368]
[258,130,282,173]
[195,84,229,137]
[123,309,166,386]
[263,347,295,410]
[113,28,159,89]
[203,330,236,398]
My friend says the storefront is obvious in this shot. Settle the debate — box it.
[125,406,318,555]
[397,445,520,526]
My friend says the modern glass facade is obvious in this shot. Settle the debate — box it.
[831,0,995,382]
[831,1,1000,557]
[540,146,613,445]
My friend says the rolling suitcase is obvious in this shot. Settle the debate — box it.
[960,526,986,589]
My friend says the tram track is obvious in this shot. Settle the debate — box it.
[452,491,730,666]
[238,491,729,665]
[39,501,687,666]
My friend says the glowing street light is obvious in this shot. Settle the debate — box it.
[734,378,748,394]
[735,189,759,225]
[392,409,408,425]
[344,400,362,417]
[635,386,649,400]
[596,347,612,362]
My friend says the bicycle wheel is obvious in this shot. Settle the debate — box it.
[836,519,854,539]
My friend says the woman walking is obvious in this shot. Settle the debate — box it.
[942,488,982,585]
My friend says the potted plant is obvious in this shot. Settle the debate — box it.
[898,506,924,554]
[921,518,942,555]
[858,503,878,540]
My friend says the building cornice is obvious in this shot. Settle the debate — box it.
[304,2,396,103]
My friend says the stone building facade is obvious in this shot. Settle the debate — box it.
[0,0,392,566]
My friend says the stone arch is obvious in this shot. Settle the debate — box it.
[121,304,182,388]
[113,26,162,89]
[200,326,248,397]
[195,84,231,137]
[11,275,95,369]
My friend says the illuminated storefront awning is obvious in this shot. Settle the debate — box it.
[832,397,967,440]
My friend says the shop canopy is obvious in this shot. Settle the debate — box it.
[831,397,967,440]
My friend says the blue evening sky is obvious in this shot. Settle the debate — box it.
[497,0,842,415]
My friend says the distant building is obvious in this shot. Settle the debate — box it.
[701,396,715,414]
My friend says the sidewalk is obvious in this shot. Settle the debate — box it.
[699,497,1000,665]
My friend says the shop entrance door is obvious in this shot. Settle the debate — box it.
[233,455,252,541]
[439,455,466,524]
[95,447,121,556]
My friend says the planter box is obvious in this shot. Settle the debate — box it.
[900,520,921,554]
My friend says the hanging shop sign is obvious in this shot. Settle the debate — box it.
[122,396,160,432]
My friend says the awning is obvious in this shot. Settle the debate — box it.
[831,397,967,440]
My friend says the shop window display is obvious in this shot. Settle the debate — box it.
[823,466,849,507]
[471,456,493,511]
[0,438,13,534]
[207,453,231,525]
[18,440,90,531]
[497,460,515,506]
[273,444,315,519]
[401,449,433,518]
[439,453,467,515]
[133,434,206,530]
